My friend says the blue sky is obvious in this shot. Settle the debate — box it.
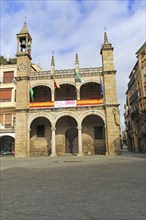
[1,0,145,129]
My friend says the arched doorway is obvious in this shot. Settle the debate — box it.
[30,86,51,102]
[0,135,15,155]
[55,84,77,101]
[65,128,78,154]
[30,117,51,156]
[56,116,78,155]
[82,115,105,154]
[80,82,102,100]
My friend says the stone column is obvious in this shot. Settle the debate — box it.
[50,127,57,157]
[104,124,109,155]
[77,126,83,156]
[26,128,31,157]
[52,90,55,101]
[77,88,80,100]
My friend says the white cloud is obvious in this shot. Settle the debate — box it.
[1,0,145,130]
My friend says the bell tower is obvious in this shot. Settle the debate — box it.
[101,31,120,155]
[15,23,32,157]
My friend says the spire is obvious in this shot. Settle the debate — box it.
[75,53,79,73]
[19,22,29,34]
[101,31,112,50]
[51,52,55,75]
[16,22,32,58]
[51,52,55,67]
[104,32,108,44]
[75,53,79,65]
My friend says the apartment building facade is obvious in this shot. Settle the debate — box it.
[0,57,17,154]
[124,42,146,152]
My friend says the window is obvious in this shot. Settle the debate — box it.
[3,71,14,83]
[0,88,12,102]
[94,126,103,140]
[37,125,45,137]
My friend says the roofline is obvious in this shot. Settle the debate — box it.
[136,42,146,55]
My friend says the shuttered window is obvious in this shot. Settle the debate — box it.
[3,71,14,83]
[0,88,12,102]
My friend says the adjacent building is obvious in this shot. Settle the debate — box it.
[1,23,121,157]
[0,56,17,154]
[124,42,146,152]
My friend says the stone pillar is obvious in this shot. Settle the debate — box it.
[50,127,57,157]
[52,90,55,101]
[104,124,109,155]
[26,128,31,157]
[77,126,83,156]
[77,88,80,100]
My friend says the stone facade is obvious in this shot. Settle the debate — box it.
[0,58,17,155]
[124,42,146,152]
[14,23,121,157]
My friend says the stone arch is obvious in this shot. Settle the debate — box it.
[81,111,106,155]
[59,81,76,87]
[55,115,78,155]
[29,115,52,156]
[31,82,53,91]
[0,133,15,138]
[55,83,77,101]
[0,135,15,155]
[54,111,79,127]
[80,110,105,126]
[80,81,102,100]
[78,80,101,89]
[28,112,53,129]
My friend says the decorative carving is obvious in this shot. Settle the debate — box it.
[112,108,120,126]
[17,62,27,72]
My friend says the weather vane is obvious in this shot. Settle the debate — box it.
[25,16,27,23]
[104,26,107,31]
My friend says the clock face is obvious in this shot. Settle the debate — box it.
[17,62,27,72]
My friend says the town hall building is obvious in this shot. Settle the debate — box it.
[11,23,121,157]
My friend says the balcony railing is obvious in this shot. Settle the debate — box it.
[128,75,135,89]
[129,91,139,105]
[29,99,103,108]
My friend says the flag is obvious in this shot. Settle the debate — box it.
[29,84,34,102]
[100,78,104,96]
[74,70,84,84]
[52,76,60,89]
[12,78,17,84]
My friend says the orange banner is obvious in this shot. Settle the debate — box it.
[29,99,103,108]
[30,101,54,108]
[77,99,103,106]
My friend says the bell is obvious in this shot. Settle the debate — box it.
[20,40,26,49]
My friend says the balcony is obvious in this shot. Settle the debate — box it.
[29,82,104,109]
[129,91,139,105]
[128,75,135,89]
[29,99,103,109]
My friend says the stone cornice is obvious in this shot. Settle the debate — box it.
[29,67,103,80]
[16,105,105,113]
[16,52,32,60]
[105,104,120,107]
[15,76,29,81]
[103,70,117,75]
